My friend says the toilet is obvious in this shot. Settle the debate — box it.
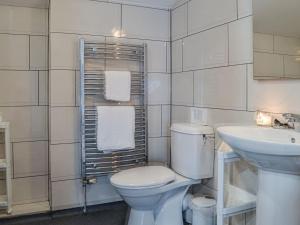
[110,123,215,225]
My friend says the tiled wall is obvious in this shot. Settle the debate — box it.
[0,5,49,205]
[49,0,170,210]
[254,33,300,79]
[171,0,300,224]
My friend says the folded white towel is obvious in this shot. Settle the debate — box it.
[105,71,131,102]
[97,106,135,151]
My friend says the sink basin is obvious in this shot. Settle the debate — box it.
[217,126,300,174]
[217,126,300,225]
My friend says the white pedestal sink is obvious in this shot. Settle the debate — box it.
[217,126,300,225]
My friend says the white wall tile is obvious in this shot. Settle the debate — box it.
[0,71,38,106]
[50,107,80,144]
[50,70,76,106]
[148,105,162,137]
[0,5,48,35]
[148,73,170,105]
[194,65,247,110]
[147,41,168,73]
[172,3,187,40]
[0,106,48,142]
[50,33,105,70]
[30,35,48,70]
[13,141,48,178]
[172,39,183,73]
[148,137,169,163]
[274,35,300,55]
[253,52,284,78]
[50,0,121,36]
[238,0,252,18]
[122,5,169,41]
[188,0,237,34]
[51,179,83,210]
[0,34,29,70]
[172,72,194,106]
[229,17,253,65]
[254,33,274,53]
[284,55,300,78]
[50,143,81,181]
[183,25,228,71]
[39,71,49,105]
[162,105,171,137]
[248,64,300,114]
[171,105,192,123]
[86,176,121,206]
[246,211,256,225]
[13,176,48,205]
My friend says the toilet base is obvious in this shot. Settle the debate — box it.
[128,209,154,225]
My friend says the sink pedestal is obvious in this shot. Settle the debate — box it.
[257,169,300,225]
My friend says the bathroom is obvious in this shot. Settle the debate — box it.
[0,0,299,225]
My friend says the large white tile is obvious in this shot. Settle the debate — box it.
[253,52,284,78]
[50,0,121,36]
[86,176,121,206]
[50,143,81,181]
[148,137,169,163]
[0,5,48,35]
[0,71,38,106]
[162,105,171,137]
[30,36,48,70]
[13,141,48,178]
[284,55,300,78]
[50,70,76,106]
[51,179,83,210]
[194,65,247,110]
[148,105,162,138]
[254,33,274,53]
[0,34,29,70]
[172,3,188,40]
[0,106,48,142]
[274,35,300,55]
[171,105,192,123]
[147,41,168,73]
[122,5,169,41]
[148,73,170,105]
[238,0,252,18]
[50,33,105,70]
[50,107,80,144]
[12,176,48,204]
[172,39,183,73]
[229,17,253,65]
[248,64,300,114]
[172,72,194,106]
[39,71,49,105]
[188,0,237,34]
[183,25,228,71]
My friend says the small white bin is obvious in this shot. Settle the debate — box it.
[189,197,216,225]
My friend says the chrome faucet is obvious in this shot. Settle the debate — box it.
[273,113,300,131]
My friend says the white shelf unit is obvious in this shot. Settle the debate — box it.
[217,144,256,225]
[0,122,12,214]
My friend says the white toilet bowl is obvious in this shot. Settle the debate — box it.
[110,123,215,225]
[110,166,200,225]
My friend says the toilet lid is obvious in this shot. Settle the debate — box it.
[110,166,176,189]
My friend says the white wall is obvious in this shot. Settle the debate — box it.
[49,0,170,210]
[171,0,299,224]
[0,5,49,206]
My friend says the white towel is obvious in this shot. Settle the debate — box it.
[105,71,131,102]
[97,106,135,151]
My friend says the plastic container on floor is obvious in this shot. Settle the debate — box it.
[189,197,216,225]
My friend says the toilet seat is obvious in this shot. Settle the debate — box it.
[110,166,176,189]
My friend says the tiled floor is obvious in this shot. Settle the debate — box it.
[1,202,128,225]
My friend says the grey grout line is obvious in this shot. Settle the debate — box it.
[13,174,49,180]
[38,71,40,106]
[0,32,48,37]
[28,35,31,70]
[172,104,254,113]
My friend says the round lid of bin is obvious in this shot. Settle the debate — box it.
[190,197,216,209]
[171,123,214,135]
